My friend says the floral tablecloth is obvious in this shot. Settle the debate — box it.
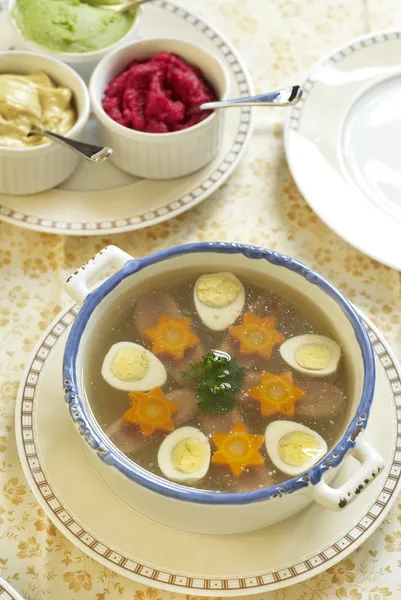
[1,0,401,598]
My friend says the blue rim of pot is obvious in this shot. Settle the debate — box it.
[63,242,375,505]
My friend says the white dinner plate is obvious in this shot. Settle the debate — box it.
[284,30,401,271]
[0,0,253,235]
[15,305,401,596]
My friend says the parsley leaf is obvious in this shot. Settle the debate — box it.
[182,350,245,414]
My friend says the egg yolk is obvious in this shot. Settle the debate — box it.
[295,343,332,370]
[278,431,322,466]
[110,347,149,382]
[171,438,208,474]
[196,273,240,308]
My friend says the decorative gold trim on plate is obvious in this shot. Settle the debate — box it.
[17,306,401,591]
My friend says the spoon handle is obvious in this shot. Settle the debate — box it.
[200,85,303,110]
[36,129,113,163]
[86,0,151,13]
[117,0,152,12]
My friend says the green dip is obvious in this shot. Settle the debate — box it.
[13,0,137,54]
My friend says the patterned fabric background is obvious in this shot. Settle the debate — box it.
[1,0,401,599]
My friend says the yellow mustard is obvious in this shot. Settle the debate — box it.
[0,71,76,148]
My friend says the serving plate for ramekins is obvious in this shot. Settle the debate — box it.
[15,305,401,596]
[285,30,401,271]
[0,0,253,235]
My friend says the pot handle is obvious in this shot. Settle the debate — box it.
[65,245,133,305]
[309,433,384,510]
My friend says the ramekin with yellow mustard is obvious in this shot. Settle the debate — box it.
[0,51,90,195]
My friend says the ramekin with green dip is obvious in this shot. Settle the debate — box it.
[7,0,141,82]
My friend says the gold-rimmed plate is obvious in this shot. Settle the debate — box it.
[0,578,25,600]
[15,305,401,596]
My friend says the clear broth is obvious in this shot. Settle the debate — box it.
[83,272,349,493]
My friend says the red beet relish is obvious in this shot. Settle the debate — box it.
[102,52,218,133]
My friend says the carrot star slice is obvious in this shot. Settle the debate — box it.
[228,313,285,359]
[248,371,305,417]
[123,387,179,438]
[144,314,200,360]
[212,422,265,477]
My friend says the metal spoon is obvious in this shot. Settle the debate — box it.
[28,127,113,163]
[199,85,303,110]
[84,0,151,13]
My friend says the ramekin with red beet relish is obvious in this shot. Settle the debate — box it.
[102,51,218,134]
[89,38,230,179]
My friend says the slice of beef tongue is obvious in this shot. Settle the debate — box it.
[295,380,346,420]
[165,345,203,386]
[237,372,345,422]
[236,371,261,407]
[219,335,257,369]
[200,408,242,436]
[168,388,198,424]
[134,290,204,385]
[231,466,275,493]
[135,291,183,337]
[106,388,198,455]
[106,418,145,455]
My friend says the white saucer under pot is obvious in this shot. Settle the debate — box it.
[15,299,401,595]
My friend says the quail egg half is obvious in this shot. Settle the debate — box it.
[279,334,341,377]
[265,421,327,477]
[101,342,167,392]
[194,272,245,331]
[158,426,211,484]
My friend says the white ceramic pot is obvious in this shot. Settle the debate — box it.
[89,38,229,179]
[63,243,384,535]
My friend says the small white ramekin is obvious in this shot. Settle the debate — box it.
[7,0,142,82]
[0,51,90,195]
[89,38,230,180]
